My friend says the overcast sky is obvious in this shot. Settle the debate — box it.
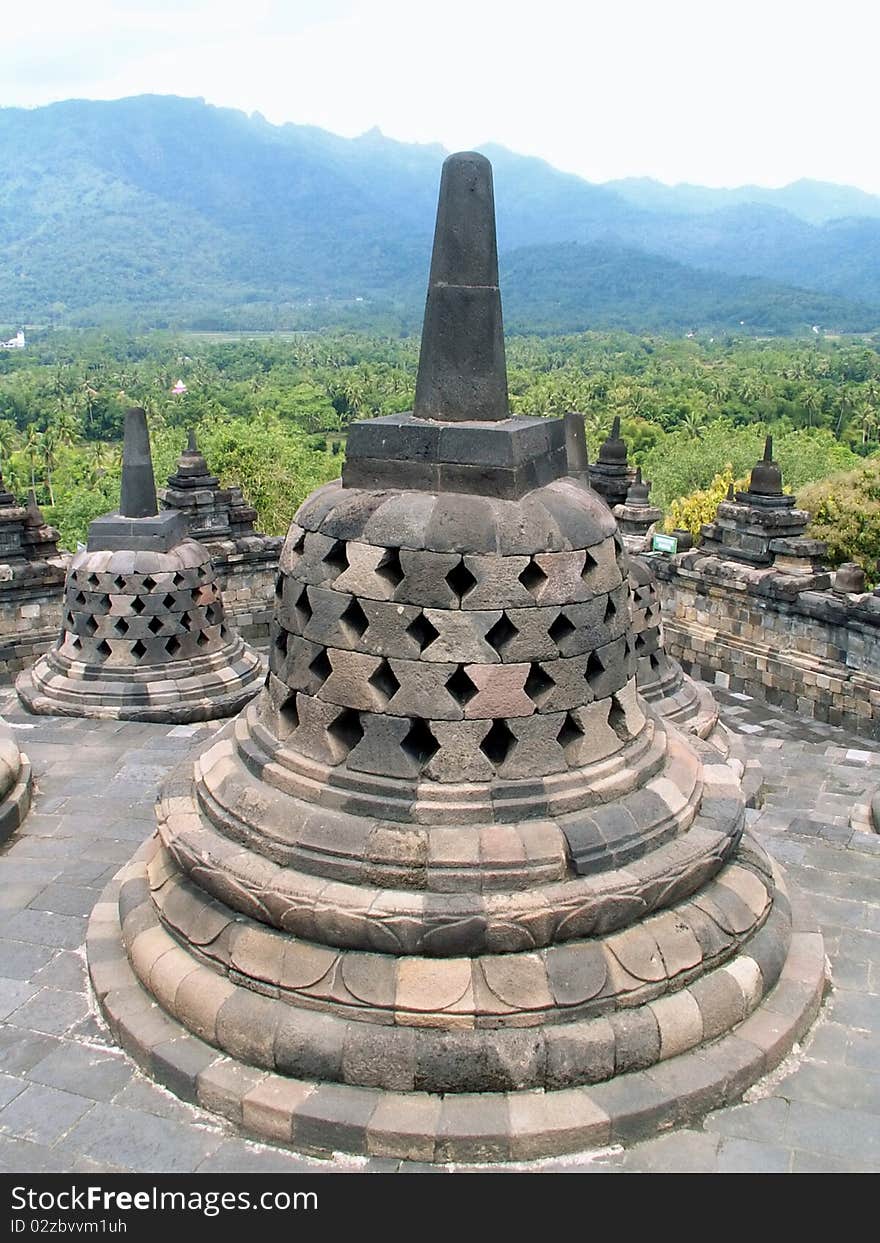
[4,0,880,192]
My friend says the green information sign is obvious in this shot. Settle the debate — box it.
[651,533,679,555]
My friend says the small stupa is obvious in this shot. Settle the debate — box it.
[17,409,263,722]
[700,437,827,574]
[160,431,259,543]
[88,156,823,1163]
[588,416,636,508]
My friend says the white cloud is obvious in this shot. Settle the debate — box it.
[2,0,879,192]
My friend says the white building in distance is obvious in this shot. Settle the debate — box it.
[1,331,25,350]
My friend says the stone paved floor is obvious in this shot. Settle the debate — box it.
[0,683,878,1175]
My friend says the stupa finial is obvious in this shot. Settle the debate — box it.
[763,435,773,462]
[412,152,509,423]
[187,428,198,453]
[118,408,158,519]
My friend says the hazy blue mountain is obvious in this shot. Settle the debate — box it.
[605,176,880,225]
[0,95,878,332]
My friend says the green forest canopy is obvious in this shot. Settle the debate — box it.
[1,327,879,554]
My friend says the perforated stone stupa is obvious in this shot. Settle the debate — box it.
[88,155,824,1163]
[17,408,263,723]
[603,456,721,742]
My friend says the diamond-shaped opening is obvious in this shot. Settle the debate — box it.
[604,595,617,624]
[179,611,192,632]
[173,572,185,587]
[65,612,75,628]
[148,615,163,635]
[274,573,284,599]
[322,539,349,575]
[87,573,100,588]
[519,559,547,597]
[274,627,289,657]
[634,633,646,652]
[74,590,86,606]
[581,549,598,581]
[446,665,478,707]
[114,575,126,589]
[340,596,368,640]
[328,707,364,755]
[197,629,209,647]
[133,638,148,659]
[524,662,555,706]
[162,593,176,609]
[278,692,299,738]
[486,613,518,657]
[446,558,477,602]
[84,614,98,636]
[549,612,575,647]
[608,694,631,741]
[295,586,312,626]
[480,719,516,767]
[585,649,605,691]
[206,604,220,626]
[368,658,400,704]
[163,636,179,658]
[401,718,440,768]
[131,596,146,614]
[309,648,332,685]
[376,546,404,589]
[406,611,439,652]
[113,617,130,636]
[291,529,306,555]
[143,575,157,591]
[557,711,584,759]
[649,652,661,671]
[96,639,112,658]
[70,635,81,650]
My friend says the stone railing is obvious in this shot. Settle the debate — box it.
[654,550,880,739]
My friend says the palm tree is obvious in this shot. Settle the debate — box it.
[23,426,42,494]
[41,429,58,506]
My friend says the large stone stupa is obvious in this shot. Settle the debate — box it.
[17,409,264,723]
[88,155,824,1163]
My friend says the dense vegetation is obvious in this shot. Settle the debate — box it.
[2,328,880,561]
[3,96,880,332]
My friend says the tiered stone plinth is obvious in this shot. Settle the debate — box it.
[0,718,31,842]
[160,433,259,544]
[18,541,263,722]
[88,155,821,1163]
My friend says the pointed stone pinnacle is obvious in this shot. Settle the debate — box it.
[727,482,735,501]
[25,489,43,526]
[412,151,509,423]
[187,429,198,453]
[611,416,621,439]
[763,435,773,461]
[564,412,590,480]
[119,407,158,519]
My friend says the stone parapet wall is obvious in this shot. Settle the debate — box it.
[654,551,880,739]
[204,534,283,649]
[0,565,67,681]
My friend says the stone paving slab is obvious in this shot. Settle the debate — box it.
[0,682,878,1172]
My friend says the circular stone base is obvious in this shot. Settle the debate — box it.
[0,752,32,845]
[16,644,264,725]
[87,844,825,1163]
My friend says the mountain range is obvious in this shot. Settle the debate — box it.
[1,94,879,336]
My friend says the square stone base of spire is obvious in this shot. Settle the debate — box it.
[87,509,187,553]
[342,413,567,498]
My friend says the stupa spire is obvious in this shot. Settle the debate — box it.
[118,408,158,519]
[564,411,590,481]
[412,152,509,422]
